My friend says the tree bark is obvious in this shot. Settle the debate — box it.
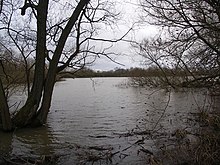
[11,0,89,127]
[35,0,90,125]
[0,77,12,131]
[12,0,49,127]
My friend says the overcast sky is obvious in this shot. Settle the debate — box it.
[90,0,159,71]
[0,0,158,71]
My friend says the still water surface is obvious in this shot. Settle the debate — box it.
[0,77,218,164]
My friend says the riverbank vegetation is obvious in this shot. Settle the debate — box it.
[129,0,220,164]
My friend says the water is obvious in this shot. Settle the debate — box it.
[0,77,219,164]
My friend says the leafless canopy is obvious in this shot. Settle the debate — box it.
[0,0,131,130]
[134,0,220,87]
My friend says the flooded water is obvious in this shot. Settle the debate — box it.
[0,77,219,164]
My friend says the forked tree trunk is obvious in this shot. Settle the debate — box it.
[12,0,49,127]
[0,77,12,131]
[34,0,90,125]
[10,0,89,128]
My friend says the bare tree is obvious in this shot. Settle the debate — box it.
[134,0,220,87]
[0,0,3,14]
[0,0,129,131]
[0,61,11,131]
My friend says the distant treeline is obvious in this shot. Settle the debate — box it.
[58,66,207,79]
[1,54,215,85]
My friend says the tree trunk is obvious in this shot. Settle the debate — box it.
[13,0,89,127]
[0,77,12,131]
[12,0,49,127]
[34,0,90,125]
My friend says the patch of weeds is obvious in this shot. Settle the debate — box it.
[160,111,220,165]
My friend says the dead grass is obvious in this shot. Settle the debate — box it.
[158,111,220,165]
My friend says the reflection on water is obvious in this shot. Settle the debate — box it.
[0,126,56,158]
[0,77,219,164]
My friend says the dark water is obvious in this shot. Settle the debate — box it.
[0,78,219,164]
